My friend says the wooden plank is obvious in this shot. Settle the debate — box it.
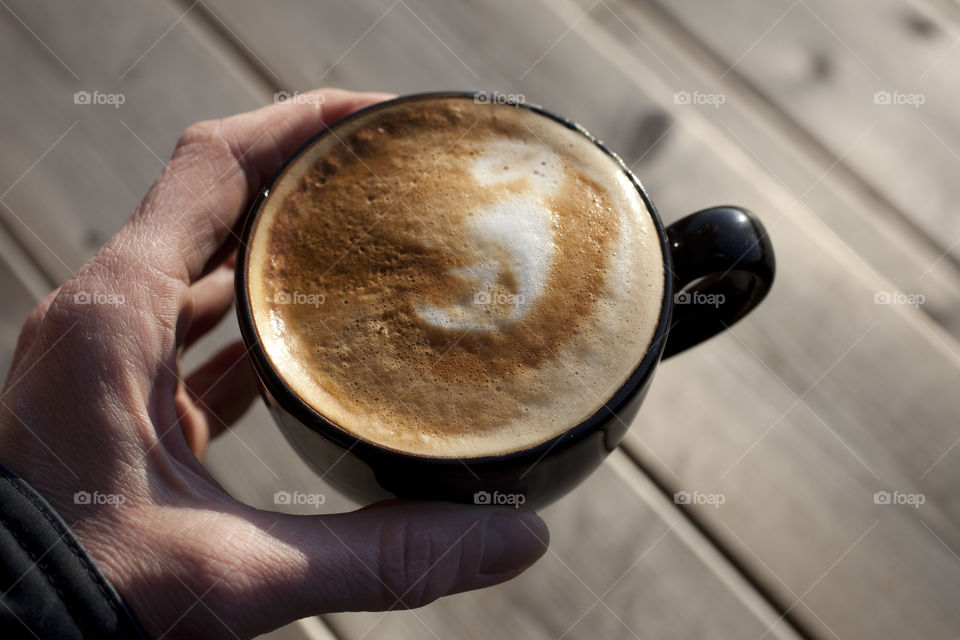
[0,0,268,283]
[639,0,960,300]
[198,0,960,638]
[572,0,960,341]
[530,2,960,638]
[258,618,339,640]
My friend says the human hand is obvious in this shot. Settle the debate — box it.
[0,88,549,639]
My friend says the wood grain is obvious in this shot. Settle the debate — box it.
[578,0,960,341]
[0,0,266,283]
[539,1,960,637]
[641,0,960,291]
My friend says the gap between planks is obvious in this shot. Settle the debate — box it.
[168,0,283,97]
[604,449,806,638]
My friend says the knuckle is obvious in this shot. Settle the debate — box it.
[376,517,464,609]
[44,287,103,328]
[38,298,110,358]
[174,119,242,173]
[175,119,223,152]
[172,118,254,191]
[40,249,140,339]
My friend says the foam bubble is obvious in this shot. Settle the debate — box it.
[472,139,564,196]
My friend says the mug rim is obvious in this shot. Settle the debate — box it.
[235,91,674,469]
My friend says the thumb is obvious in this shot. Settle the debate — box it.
[243,501,548,628]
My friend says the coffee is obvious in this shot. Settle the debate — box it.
[246,96,664,458]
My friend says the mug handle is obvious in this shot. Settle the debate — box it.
[662,206,775,359]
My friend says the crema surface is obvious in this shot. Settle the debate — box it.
[247,97,664,457]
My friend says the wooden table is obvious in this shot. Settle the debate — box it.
[2,1,958,637]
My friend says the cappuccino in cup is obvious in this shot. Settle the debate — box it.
[246,96,664,458]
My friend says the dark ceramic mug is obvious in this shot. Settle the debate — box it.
[235,92,775,509]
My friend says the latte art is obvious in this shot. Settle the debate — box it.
[246,97,664,457]
[417,140,564,332]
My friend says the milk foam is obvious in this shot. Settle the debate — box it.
[415,205,552,330]
[472,139,565,194]
[247,97,665,458]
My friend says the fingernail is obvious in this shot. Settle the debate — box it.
[480,511,549,575]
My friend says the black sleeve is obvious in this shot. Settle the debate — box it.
[0,463,147,639]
